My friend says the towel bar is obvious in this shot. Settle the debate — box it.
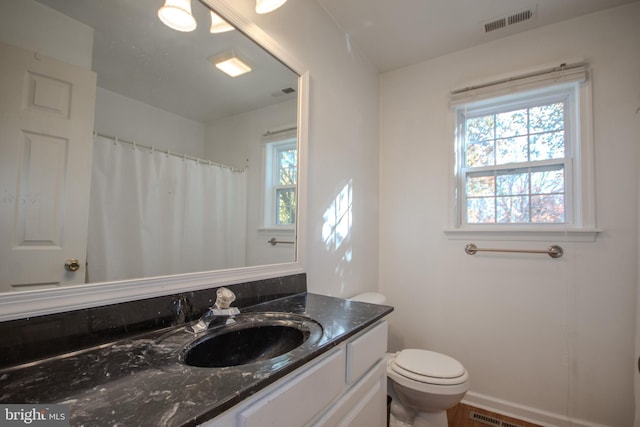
[464,243,563,258]
[268,237,295,246]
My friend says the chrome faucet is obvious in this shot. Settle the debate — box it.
[188,287,240,333]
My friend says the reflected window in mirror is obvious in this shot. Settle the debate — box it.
[263,129,297,229]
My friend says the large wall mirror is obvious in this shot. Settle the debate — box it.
[0,0,308,320]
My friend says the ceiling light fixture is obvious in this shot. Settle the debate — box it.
[209,11,234,33]
[255,0,287,14]
[158,0,197,32]
[210,52,252,77]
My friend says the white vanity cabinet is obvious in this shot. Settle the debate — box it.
[204,320,388,427]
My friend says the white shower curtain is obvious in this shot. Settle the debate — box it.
[87,135,247,283]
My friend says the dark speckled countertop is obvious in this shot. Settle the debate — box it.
[0,293,392,427]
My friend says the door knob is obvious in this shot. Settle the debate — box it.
[65,258,80,272]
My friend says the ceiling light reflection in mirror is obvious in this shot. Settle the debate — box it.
[158,0,198,32]
[159,0,289,31]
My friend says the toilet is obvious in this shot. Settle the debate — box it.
[350,293,470,427]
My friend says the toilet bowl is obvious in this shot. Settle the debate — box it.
[387,349,469,427]
[349,293,470,427]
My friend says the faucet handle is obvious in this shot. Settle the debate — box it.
[214,287,236,309]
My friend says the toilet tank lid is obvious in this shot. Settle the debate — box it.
[349,292,386,304]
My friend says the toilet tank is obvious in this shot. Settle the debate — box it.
[349,292,387,305]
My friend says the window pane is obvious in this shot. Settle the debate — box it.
[459,90,574,227]
[466,115,494,142]
[531,168,564,194]
[497,196,530,223]
[496,136,528,164]
[531,194,564,223]
[497,171,528,195]
[530,102,564,133]
[276,188,296,225]
[496,109,527,138]
[466,175,495,197]
[278,148,297,185]
[467,197,495,223]
[530,131,564,161]
[466,139,494,167]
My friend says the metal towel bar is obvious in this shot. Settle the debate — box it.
[268,237,295,246]
[464,243,563,258]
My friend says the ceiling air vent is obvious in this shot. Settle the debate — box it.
[508,9,533,25]
[271,87,296,97]
[483,7,536,33]
[484,18,506,33]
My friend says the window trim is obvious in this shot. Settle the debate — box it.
[446,65,599,242]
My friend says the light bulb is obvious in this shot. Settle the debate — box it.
[158,0,197,32]
[255,0,287,14]
[210,11,234,33]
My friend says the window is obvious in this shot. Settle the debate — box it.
[450,63,596,236]
[264,137,297,228]
[459,90,571,224]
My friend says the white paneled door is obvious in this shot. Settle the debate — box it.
[0,42,96,291]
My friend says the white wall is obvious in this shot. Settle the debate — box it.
[0,0,93,70]
[204,99,297,267]
[223,0,381,297]
[95,88,205,157]
[379,3,640,426]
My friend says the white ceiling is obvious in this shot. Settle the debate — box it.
[316,0,639,72]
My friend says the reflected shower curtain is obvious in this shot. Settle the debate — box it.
[87,135,247,283]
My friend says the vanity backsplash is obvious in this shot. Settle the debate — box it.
[0,274,307,369]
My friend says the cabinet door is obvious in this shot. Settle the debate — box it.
[238,347,345,427]
[346,321,388,384]
[311,359,387,427]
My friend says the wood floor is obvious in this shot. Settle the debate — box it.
[447,403,543,427]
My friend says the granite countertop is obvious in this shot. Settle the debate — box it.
[0,293,392,426]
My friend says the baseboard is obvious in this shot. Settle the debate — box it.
[462,391,608,427]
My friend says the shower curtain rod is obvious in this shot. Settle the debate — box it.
[93,130,245,173]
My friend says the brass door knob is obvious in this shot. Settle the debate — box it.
[65,258,80,272]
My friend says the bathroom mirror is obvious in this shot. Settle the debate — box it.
[0,0,308,318]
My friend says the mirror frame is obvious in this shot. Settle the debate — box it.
[0,0,309,322]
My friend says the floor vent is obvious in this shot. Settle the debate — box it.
[483,7,536,33]
[469,411,523,427]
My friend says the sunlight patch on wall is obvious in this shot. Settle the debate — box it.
[322,180,353,253]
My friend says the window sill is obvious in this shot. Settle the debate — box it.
[443,226,600,242]
[258,227,295,233]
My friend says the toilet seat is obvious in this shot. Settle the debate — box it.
[390,349,468,386]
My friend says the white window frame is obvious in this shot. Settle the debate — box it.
[262,136,297,230]
[445,63,599,242]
